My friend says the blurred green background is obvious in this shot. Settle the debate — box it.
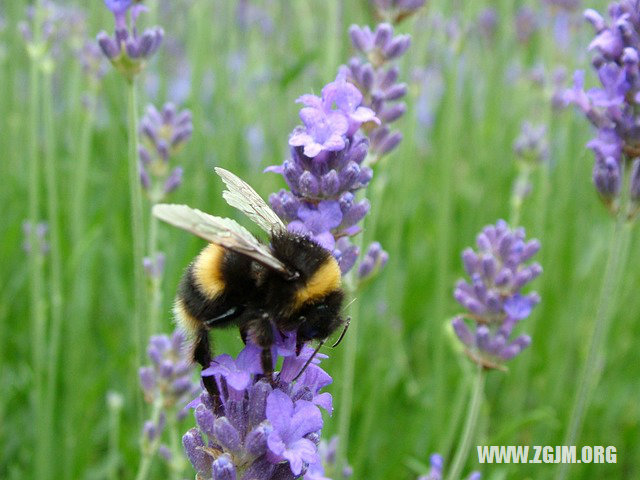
[1,0,638,479]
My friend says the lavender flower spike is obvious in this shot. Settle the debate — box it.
[345,23,411,160]
[561,1,640,218]
[138,102,193,202]
[97,0,163,82]
[268,74,376,272]
[417,453,481,480]
[139,329,199,422]
[184,330,333,479]
[452,220,542,369]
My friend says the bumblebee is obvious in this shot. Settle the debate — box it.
[153,168,345,396]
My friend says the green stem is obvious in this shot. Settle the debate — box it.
[71,86,98,243]
[336,269,361,477]
[440,372,472,462]
[127,80,147,398]
[108,394,123,480]
[325,0,341,80]
[510,163,549,417]
[446,367,485,480]
[167,411,184,480]
[431,58,457,443]
[63,87,99,480]
[42,68,64,480]
[148,212,163,335]
[27,6,48,477]
[509,163,532,228]
[557,214,632,480]
[135,398,164,480]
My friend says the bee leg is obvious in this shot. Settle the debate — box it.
[239,324,249,345]
[250,312,276,384]
[295,336,305,356]
[192,329,220,401]
[260,348,275,384]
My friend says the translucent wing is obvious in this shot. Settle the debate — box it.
[215,167,286,234]
[153,204,293,275]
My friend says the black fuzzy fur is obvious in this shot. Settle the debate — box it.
[179,231,344,395]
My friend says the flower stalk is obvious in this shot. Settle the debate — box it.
[127,80,147,379]
[558,213,632,480]
[42,64,64,480]
[445,367,485,480]
[24,2,49,477]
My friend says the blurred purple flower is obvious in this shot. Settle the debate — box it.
[139,330,199,454]
[138,102,192,202]
[561,2,640,216]
[19,1,85,60]
[417,453,481,480]
[97,0,163,81]
[515,6,539,44]
[513,122,549,165]
[139,330,198,407]
[358,241,389,279]
[22,220,50,255]
[453,220,541,369]
[142,252,166,279]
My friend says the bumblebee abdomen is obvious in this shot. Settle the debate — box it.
[176,244,257,334]
[192,244,227,300]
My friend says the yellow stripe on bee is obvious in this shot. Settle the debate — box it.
[193,244,226,300]
[293,257,342,309]
[174,297,200,335]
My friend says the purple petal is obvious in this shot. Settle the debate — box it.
[266,389,294,434]
[283,438,318,476]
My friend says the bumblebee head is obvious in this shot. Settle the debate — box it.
[295,290,344,343]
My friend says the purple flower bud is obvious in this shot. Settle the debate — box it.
[349,25,373,53]
[383,34,411,59]
[584,9,606,32]
[158,444,172,462]
[299,171,320,197]
[335,238,359,274]
[320,170,341,197]
[384,83,408,101]
[373,128,403,155]
[378,103,407,123]
[452,317,474,347]
[97,31,120,59]
[214,417,242,453]
[360,63,375,92]
[245,422,271,456]
[374,23,393,49]
[183,429,212,477]
[593,156,621,199]
[213,454,236,480]
[139,367,155,392]
[163,167,183,195]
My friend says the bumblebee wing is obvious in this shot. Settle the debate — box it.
[214,167,286,234]
[152,203,292,275]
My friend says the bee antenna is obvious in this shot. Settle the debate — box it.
[331,317,351,348]
[291,340,325,382]
[343,297,357,312]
